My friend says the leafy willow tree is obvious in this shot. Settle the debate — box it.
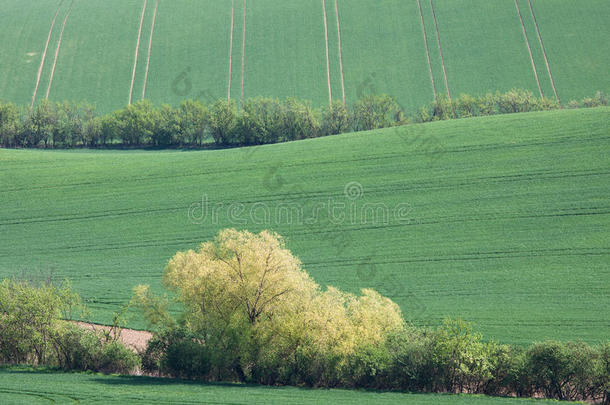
[133,229,405,383]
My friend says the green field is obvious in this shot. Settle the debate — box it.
[0,0,608,112]
[0,368,579,404]
[1,107,608,344]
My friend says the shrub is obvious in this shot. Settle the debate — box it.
[52,324,103,371]
[99,342,140,374]
[454,94,477,118]
[0,101,22,147]
[429,94,453,121]
[476,93,497,116]
[582,91,608,108]
[321,101,350,135]
[209,99,237,146]
[351,94,401,131]
[115,100,155,146]
[521,340,602,401]
[497,89,539,114]
[429,318,495,393]
[22,99,56,147]
[0,278,81,365]
[135,229,405,386]
[0,278,138,375]
[280,98,320,141]
[176,100,208,146]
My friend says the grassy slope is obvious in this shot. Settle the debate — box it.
[0,0,608,112]
[339,0,433,111]
[1,108,609,344]
[431,0,539,97]
[530,0,610,103]
[0,0,62,106]
[42,0,143,112]
[515,0,555,99]
[243,0,329,104]
[144,0,232,107]
[0,368,578,404]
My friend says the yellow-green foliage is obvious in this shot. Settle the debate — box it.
[134,229,405,383]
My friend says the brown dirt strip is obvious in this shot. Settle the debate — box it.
[416,0,437,100]
[527,0,560,104]
[128,0,148,105]
[322,0,332,106]
[227,0,236,101]
[141,0,159,100]
[514,0,543,98]
[45,0,74,100]
[73,321,152,353]
[334,0,346,104]
[31,0,64,109]
[429,0,452,103]
[240,0,247,104]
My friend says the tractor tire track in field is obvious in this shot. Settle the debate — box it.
[31,0,64,109]
[514,0,543,98]
[0,388,79,403]
[306,247,609,268]
[45,0,74,100]
[527,0,560,104]
[429,0,452,104]
[227,0,236,101]
[2,168,608,227]
[322,0,332,105]
[128,0,148,105]
[240,0,247,104]
[141,0,159,100]
[0,129,606,193]
[3,212,608,257]
[1,133,607,194]
[417,0,437,100]
[334,0,346,104]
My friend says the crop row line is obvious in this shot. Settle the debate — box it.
[31,0,64,109]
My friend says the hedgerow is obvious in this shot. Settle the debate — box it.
[131,229,610,403]
[1,91,606,149]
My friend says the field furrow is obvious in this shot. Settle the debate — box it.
[141,0,159,100]
[1,108,608,344]
[45,0,74,100]
[30,0,63,108]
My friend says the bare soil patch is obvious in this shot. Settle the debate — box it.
[73,321,152,352]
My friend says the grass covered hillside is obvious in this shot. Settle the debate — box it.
[1,107,608,345]
[0,0,608,112]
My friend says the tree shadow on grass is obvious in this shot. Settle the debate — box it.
[89,374,271,390]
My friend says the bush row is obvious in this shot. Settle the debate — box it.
[0,278,139,374]
[132,229,610,403]
[0,90,607,149]
[141,319,610,403]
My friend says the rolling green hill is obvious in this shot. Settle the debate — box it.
[0,368,580,404]
[1,107,608,345]
[0,0,608,112]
